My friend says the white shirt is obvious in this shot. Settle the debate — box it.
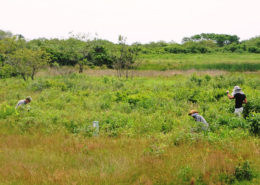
[16,100,26,109]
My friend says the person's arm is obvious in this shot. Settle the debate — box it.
[226,91,234,99]
[243,98,247,104]
[16,102,21,109]
[15,100,24,109]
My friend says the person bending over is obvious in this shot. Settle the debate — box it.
[16,96,32,109]
[188,110,209,131]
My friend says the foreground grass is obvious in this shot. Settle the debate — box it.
[138,53,260,71]
[0,134,260,185]
[0,72,260,184]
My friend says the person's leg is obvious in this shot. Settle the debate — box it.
[239,107,244,117]
[234,108,243,117]
[234,108,239,116]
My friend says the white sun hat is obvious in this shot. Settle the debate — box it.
[232,86,244,96]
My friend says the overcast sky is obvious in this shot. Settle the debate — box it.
[1,0,260,43]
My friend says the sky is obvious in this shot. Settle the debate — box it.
[1,0,260,44]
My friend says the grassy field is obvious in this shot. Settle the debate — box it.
[1,71,260,184]
[137,53,260,71]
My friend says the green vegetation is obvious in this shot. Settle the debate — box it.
[0,72,260,184]
[1,30,260,80]
[1,29,260,184]
[138,53,260,71]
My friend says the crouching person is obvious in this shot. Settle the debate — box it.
[188,110,209,132]
[16,96,32,109]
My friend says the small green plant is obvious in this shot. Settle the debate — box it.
[222,160,255,184]
[234,160,254,181]
[177,166,193,182]
[143,143,166,157]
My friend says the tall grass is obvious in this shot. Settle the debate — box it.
[0,134,259,185]
[0,72,260,184]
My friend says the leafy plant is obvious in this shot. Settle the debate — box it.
[244,98,260,118]
[0,104,17,119]
[234,160,254,181]
[247,113,260,136]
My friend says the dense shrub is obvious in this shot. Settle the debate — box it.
[224,160,255,184]
[234,161,254,181]
[248,46,260,53]
[0,64,16,78]
[0,104,17,119]
[247,113,260,136]
[244,98,260,118]
[164,45,187,53]
[216,115,249,129]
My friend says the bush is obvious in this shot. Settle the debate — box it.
[30,79,53,91]
[234,160,254,181]
[216,115,249,129]
[223,160,254,184]
[248,46,260,53]
[101,114,129,137]
[0,64,16,78]
[247,113,260,136]
[188,90,201,103]
[164,45,187,53]
[244,99,260,118]
[213,76,245,88]
[0,104,17,119]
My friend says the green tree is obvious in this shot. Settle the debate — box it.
[76,41,92,73]
[113,35,139,78]
[182,33,240,47]
[0,30,13,40]
[0,36,26,63]
[7,48,50,80]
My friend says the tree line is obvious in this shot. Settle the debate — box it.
[0,30,138,79]
[0,30,260,79]
[142,33,260,54]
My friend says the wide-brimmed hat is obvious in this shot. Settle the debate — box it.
[233,86,242,91]
[188,110,198,115]
[26,96,32,102]
[232,86,244,95]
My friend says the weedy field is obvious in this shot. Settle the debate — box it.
[138,53,260,71]
[0,71,260,185]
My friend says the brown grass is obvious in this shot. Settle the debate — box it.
[37,67,260,78]
[0,134,259,185]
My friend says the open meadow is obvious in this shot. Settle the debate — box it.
[138,53,260,71]
[0,70,260,185]
[1,1,260,184]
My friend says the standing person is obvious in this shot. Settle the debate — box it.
[188,110,209,131]
[227,86,247,117]
[16,96,32,109]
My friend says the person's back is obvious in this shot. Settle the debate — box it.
[192,113,209,130]
[227,86,247,117]
[15,97,32,109]
[16,100,26,109]
[234,93,246,109]
[189,110,209,131]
